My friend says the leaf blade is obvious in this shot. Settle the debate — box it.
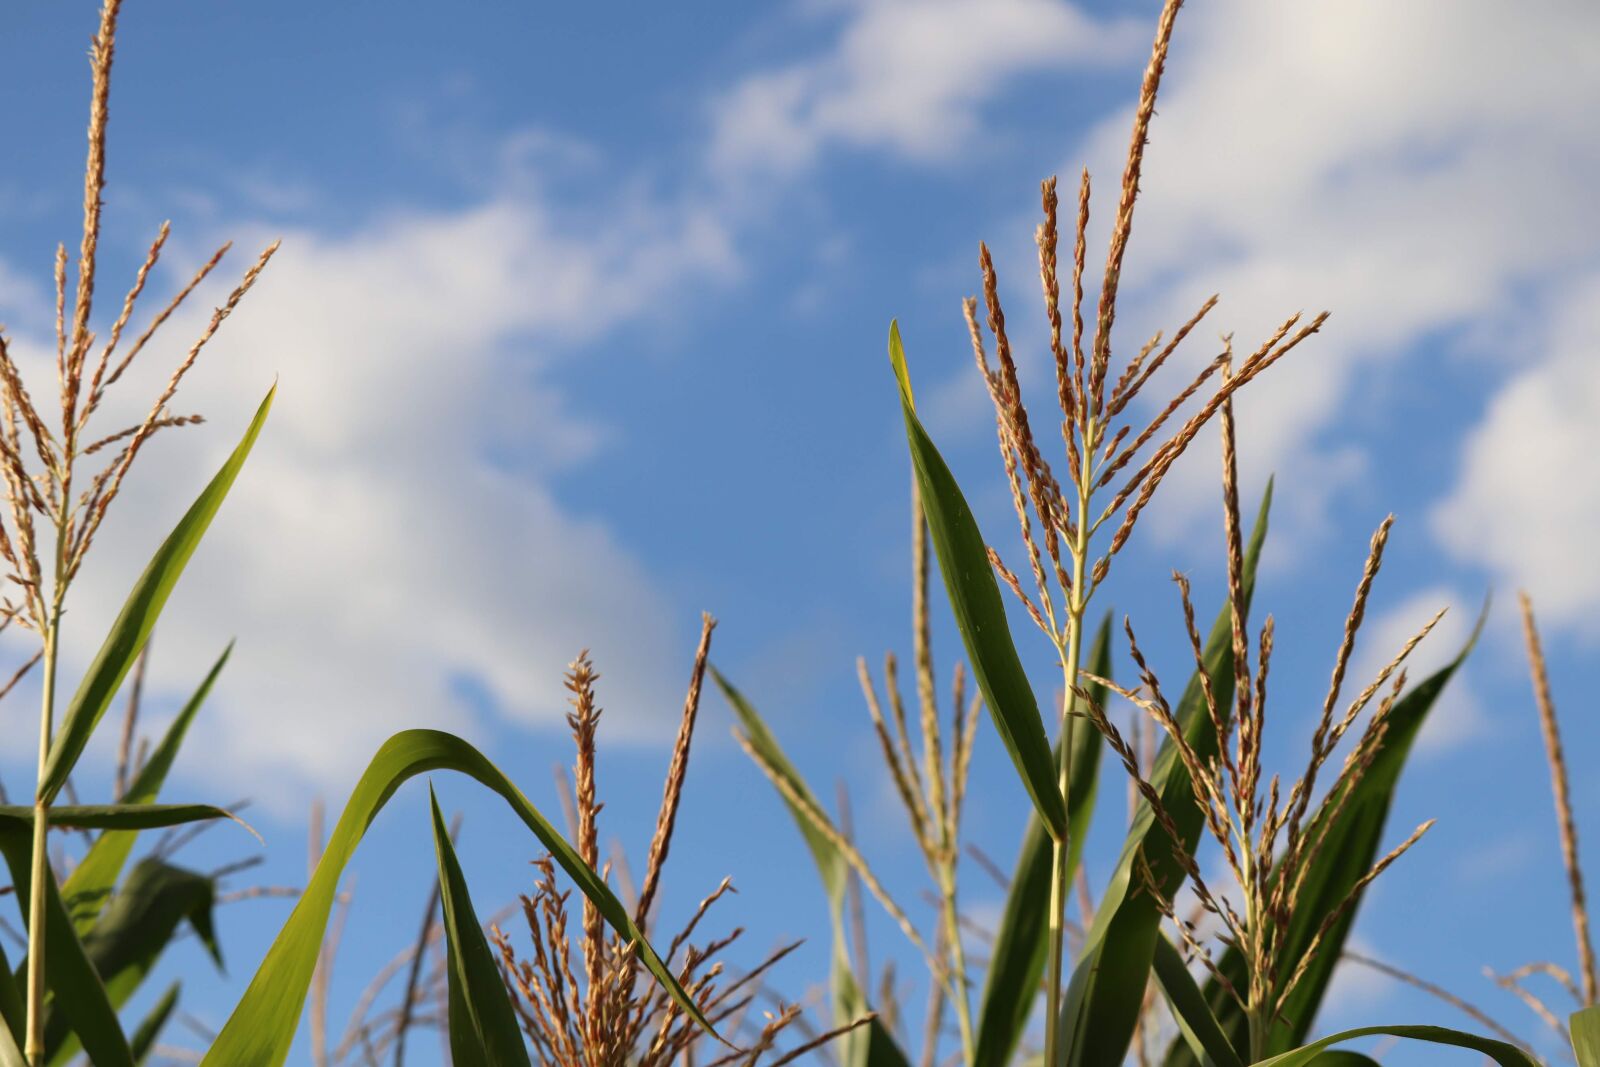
[40,388,273,804]
[887,322,1068,837]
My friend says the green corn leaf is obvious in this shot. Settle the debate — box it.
[0,804,239,833]
[0,941,20,1067]
[1573,1005,1600,1067]
[429,787,531,1067]
[1164,604,1488,1066]
[714,670,910,1067]
[0,827,133,1067]
[887,322,1068,838]
[1060,483,1272,1067]
[973,614,1111,1067]
[41,387,273,804]
[1150,933,1243,1067]
[1305,1054,1381,1067]
[130,983,180,1065]
[63,644,231,935]
[44,860,220,1066]
[201,729,713,1067]
[1253,1025,1537,1067]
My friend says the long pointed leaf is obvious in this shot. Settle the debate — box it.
[888,322,1068,837]
[1165,604,1488,1065]
[44,860,219,1065]
[201,729,713,1067]
[130,983,180,1065]
[0,805,238,833]
[973,615,1111,1067]
[41,388,273,803]
[1253,1024,1537,1067]
[1061,484,1272,1067]
[1150,933,1242,1067]
[0,828,133,1067]
[63,644,231,935]
[429,787,531,1066]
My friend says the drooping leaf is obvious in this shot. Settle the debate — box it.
[1149,933,1243,1067]
[1165,603,1488,1065]
[973,615,1111,1067]
[1060,484,1272,1067]
[44,860,220,1066]
[41,388,273,804]
[0,827,133,1067]
[428,787,531,1067]
[201,729,713,1067]
[63,644,231,934]
[887,322,1068,838]
[1254,1024,1537,1067]
[714,670,911,1067]
[130,983,180,1065]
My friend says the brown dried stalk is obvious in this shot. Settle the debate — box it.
[1080,395,1440,1062]
[1519,593,1597,1006]
[501,629,851,1064]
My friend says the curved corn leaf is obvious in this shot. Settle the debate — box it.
[64,644,231,934]
[130,983,180,1065]
[1165,603,1487,1065]
[0,827,133,1067]
[45,860,219,1066]
[202,729,712,1067]
[1305,1054,1381,1066]
[1061,484,1272,1067]
[0,805,237,833]
[1574,1005,1600,1067]
[41,387,273,804]
[973,615,1111,1067]
[1254,1025,1537,1067]
[887,322,1068,837]
[429,787,531,1066]
[714,670,911,1067]
[1150,933,1242,1067]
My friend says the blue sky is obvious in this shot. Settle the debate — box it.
[2,0,1600,1063]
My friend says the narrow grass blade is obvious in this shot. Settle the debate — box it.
[44,860,219,1065]
[0,828,133,1067]
[0,805,238,832]
[715,670,913,1065]
[201,729,713,1067]
[1061,484,1272,1067]
[63,644,230,934]
[129,983,179,1065]
[41,387,273,804]
[429,787,531,1067]
[1253,1025,1537,1067]
[1573,1005,1600,1067]
[973,614,1111,1067]
[887,322,1068,838]
[1165,604,1487,1065]
[1150,933,1243,1067]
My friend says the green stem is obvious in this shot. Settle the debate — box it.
[25,606,60,1067]
[938,856,975,1064]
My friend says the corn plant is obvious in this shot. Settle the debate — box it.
[719,0,1569,1064]
[0,3,722,1064]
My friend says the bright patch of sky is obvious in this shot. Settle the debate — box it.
[1,0,1598,1062]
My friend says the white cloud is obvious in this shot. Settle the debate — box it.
[1053,0,1600,545]
[1350,585,1490,755]
[1433,271,1600,632]
[25,182,738,802]
[709,0,1142,179]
